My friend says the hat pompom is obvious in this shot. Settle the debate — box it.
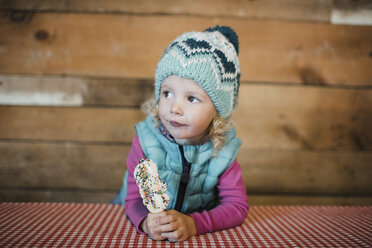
[205,25,239,54]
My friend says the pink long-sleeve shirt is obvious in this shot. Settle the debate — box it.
[125,136,249,235]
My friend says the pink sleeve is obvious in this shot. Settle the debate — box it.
[124,136,148,234]
[189,159,249,235]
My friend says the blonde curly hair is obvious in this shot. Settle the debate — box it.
[141,97,234,157]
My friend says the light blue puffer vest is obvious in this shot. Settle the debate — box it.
[116,116,241,214]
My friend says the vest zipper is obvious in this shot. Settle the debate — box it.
[174,145,192,212]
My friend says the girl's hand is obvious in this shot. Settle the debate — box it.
[141,212,166,241]
[141,210,197,242]
[155,210,197,242]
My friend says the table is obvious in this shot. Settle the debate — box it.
[0,203,371,247]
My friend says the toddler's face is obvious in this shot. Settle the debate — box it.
[158,75,217,145]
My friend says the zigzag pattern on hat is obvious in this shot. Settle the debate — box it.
[164,49,236,114]
[155,27,241,118]
[171,32,240,79]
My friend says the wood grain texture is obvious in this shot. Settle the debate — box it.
[0,189,117,203]
[235,84,372,150]
[0,1,371,205]
[1,84,370,150]
[0,13,371,86]
[0,106,146,142]
[1,190,371,205]
[0,142,129,190]
[248,194,372,206]
[0,74,153,107]
[238,149,372,194]
[0,142,370,194]
[0,0,332,22]
[332,0,372,10]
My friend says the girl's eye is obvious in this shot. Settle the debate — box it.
[162,91,171,98]
[187,96,199,103]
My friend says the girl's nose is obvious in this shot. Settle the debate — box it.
[170,99,183,115]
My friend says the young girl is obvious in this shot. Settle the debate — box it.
[113,25,249,242]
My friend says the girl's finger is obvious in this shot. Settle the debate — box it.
[158,222,176,233]
[161,230,185,242]
[157,214,174,225]
[150,233,167,241]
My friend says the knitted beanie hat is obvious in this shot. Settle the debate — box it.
[154,25,241,118]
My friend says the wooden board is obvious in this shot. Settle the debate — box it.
[0,142,370,194]
[0,0,371,206]
[0,142,129,190]
[0,13,371,86]
[0,0,332,22]
[330,0,372,26]
[0,189,117,203]
[332,0,372,10]
[1,190,371,206]
[235,84,372,150]
[0,74,154,107]
[0,106,146,142]
[248,194,372,206]
[1,84,370,150]
[237,149,372,194]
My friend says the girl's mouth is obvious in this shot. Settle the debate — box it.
[169,121,185,127]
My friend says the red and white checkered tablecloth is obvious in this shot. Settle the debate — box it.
[0,203,371,247]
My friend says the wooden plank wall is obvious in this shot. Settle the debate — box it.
[0,0,371,205]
